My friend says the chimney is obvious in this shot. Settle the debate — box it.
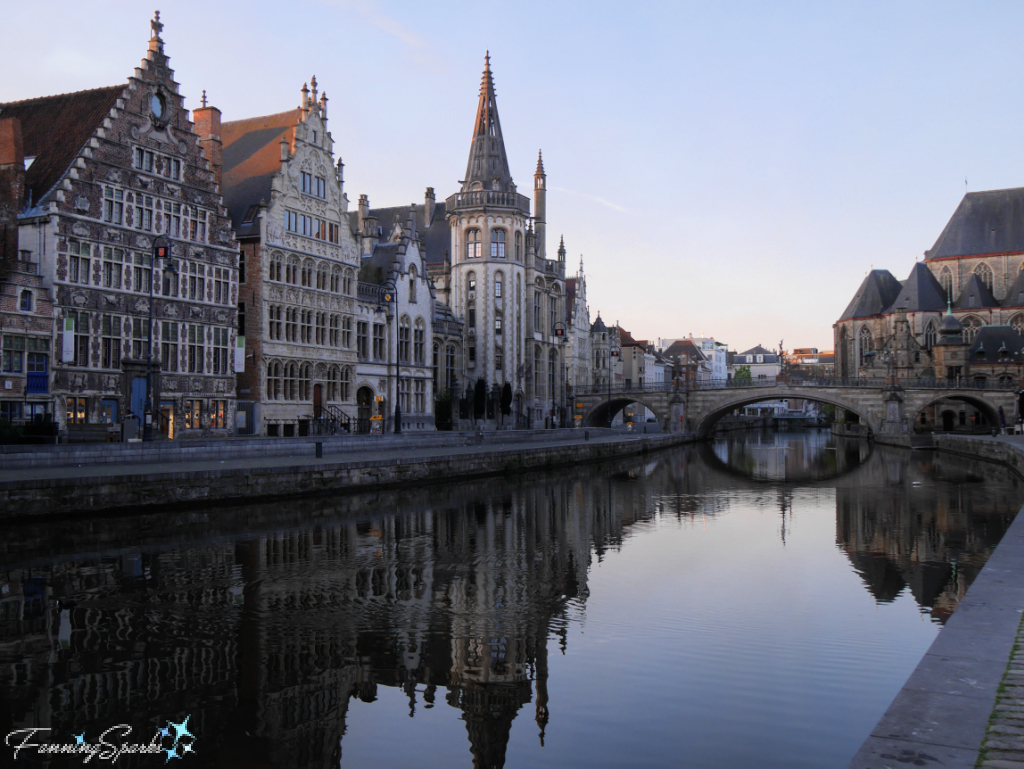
[193,91,223,191]
[425,187,435,224]
[358,194,369,233]
[0,117,25,264]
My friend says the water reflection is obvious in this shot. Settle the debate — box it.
[1,431,1021,769]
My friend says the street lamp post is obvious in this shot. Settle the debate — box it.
[144,236,175,441]
[374,280,400,434]
[552,321,566,428]
[607,342,621,428]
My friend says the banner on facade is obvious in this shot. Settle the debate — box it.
[62,318,74,363]
[234,336,245,373]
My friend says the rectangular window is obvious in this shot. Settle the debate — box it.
[210,399,226,429]
[66,396,87,425]
[189,262,206,301]
[286,210,298,232]
[102,247,123,289]
[132,252,151,293]
[165,158,181,181]
[414,379,425,413]
[101,315,121,369]
[329,315,339,347]
[468,308,476,328]
[399,324,410,363]
[131,317,149,359]
[161,322,179,372]
[134,147,154,173]
[188,207,206,242]
[399,377,410,413]
[495,318,502,335]
[414,328,425,364]
[468,346,476,366]
[103,188,124,224]
[1,401,23,423]
[2,336,25,373]
[238,302,246,336]
[213,267,230,304]
[316,313,327,346]
[315,176,326,198]
[373,323,386,361]
[187,324,204,373]
[184,399,201,429]
[136,195,154,232]
[68,311,90,367]
[163,201,181,238]
[212,327,229,374]
[301,172,312,194]
[495,279,502,298]
[69,241,91,284]
[357,321,369,359]
[238,250,246,283]
[342,316,352,348]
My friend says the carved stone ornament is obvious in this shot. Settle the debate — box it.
[218,230,231,244]
[163,303,180,318]
[178,140,188,154]
[189,306,203,319]
[134,299,150,314]
[130,125,141,140]
[74,196,89,213]
[164,378,176,391]
[190,247,205,259]
[315,362,327,378]
[216,379,227,393]
[70,291,88,308]
[104,228,122,243]
[378,379,386,391]
[191,378,203,393]
[72,374,87,391]
[106,169,122,183]
[102,294,119,308]
[137,236,152,250]
[105,375,119,391]
[215,311,228,324]
[71,223,90,237]
[138,176,151,189]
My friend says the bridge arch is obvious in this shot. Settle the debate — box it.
[584,395,664,428]
[692,389,877,439]
[909,392,1002,431]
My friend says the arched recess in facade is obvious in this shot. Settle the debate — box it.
[584,396,663,428]
[692,392,876,439]
[912,393,1002,431]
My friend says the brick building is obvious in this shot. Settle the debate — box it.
[0,13,238,439]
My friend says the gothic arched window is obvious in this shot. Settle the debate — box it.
[974,263,994,291]
[515,231,522,261]
[490,228,506,258]
[858,326,874,366]
[939,266,953,298]
[962,316,983,343]
[923,321,937,349]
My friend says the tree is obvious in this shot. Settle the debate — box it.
[473,379,486,420]
[434,388,453,430]
[500,382,512,427]
[734,365,752,384]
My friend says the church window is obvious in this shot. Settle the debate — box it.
[858,326,873,366]
[268,305,282,340]
[270,254,283,282]
[466,229,481,259]
[534,346,543,398]
[962,316,983,343]
[939,266,953,297]
[974,263,994,291]
[433,342,440,390]
[923,321,937,349]
[491,229,506,258]
[468,307,476,328]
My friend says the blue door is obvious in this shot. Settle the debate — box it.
[131,377,147,421]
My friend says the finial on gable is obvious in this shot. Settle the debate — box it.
[151,10,164,39]
[301,82,309,111]
[310,75,318,105]
[201,90,207,108]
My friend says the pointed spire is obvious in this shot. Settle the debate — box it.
[536,150,545,175]
[310,75,318,105]
[201,89,207,108]
[149,10,165,54]
[558,235,566,262]
[462,51,513,192]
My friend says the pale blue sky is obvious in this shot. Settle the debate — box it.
[2,1,1022,351]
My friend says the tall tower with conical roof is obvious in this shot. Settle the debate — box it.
[447,53,532,408]
[534,151,546,259]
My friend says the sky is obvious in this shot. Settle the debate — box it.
[2,0,1023,352]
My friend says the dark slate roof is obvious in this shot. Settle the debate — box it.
[348,200,450,267]
[360,243,403,284]
[565,278,576,315]
[1004,269,1024,309]
[953,273,997,311]
[663,339,708,362]
[590,315,608,334]
[968,326,1024,363]
[0,85,124,206]
[838,270,904,321]
[221,109,300,232]
[739,345,775,356]
[926,188,1024,260]
[886,262,947,314]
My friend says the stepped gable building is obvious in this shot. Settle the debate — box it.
[835,187,1024,385]
[352,54,568,428]
[0,12,239,439]
[221,78,365,436]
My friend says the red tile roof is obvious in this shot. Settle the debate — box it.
[221,110,300,227]
[0,85,125,206]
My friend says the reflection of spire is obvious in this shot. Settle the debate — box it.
[535,632,549,747]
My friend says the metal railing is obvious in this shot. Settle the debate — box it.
[309,403,352,435]
[446,190,531,213]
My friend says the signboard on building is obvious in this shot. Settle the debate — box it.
[234,336,245,373]
[62,318,74,363]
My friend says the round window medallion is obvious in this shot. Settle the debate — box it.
[150,93,165,121]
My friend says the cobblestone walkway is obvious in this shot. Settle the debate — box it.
[978,612,1024,769]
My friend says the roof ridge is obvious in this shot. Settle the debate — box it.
[0,84,124,109]
[222,107,303,127]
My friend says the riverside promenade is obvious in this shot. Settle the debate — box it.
[0,427,684,519]
[850,433,1024,769]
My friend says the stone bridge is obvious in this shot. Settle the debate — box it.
[573,379,1019,438]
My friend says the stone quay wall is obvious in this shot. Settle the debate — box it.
[0,433,687,518]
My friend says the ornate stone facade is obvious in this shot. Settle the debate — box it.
[0,13,238,438]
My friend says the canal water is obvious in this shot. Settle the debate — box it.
[2,429,1022,768]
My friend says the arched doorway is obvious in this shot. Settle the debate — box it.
[356,386,374,434]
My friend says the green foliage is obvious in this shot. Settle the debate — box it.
[500,382,513,416]
[734,365,752,383]
[434,389,453,430]
[0,418,22,441]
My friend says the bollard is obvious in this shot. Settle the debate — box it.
[585,430,590,441]
[315,442,323,458]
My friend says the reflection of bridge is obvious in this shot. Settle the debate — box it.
[572,377,1018,438]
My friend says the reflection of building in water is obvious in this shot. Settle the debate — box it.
[834,447,1018,621]
[1,466,651,769]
